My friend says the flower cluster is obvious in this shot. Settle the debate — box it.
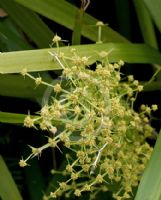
[20,37,157,200]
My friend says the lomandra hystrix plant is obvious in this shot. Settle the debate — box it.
[19,35,157,200]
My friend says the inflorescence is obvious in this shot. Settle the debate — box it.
[20,35,157,200]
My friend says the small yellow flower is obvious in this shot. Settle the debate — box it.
[52,34,61,43]
[30,146,41,157]
[83,184,91,191]
[48,137,57,147]
[35,77,42,86]
[66,164,73,172]
[82,164,90,172]
[74,106,81,114]
[140,104,146,111]
[133,80,139,86]
[21,68,27,76]
[96,174,104,183]
[96,21,104,26]
[50,192,57,198]
[118,60,124,66]
[152,104,158,111]
[49,126,57,134]
[59,182,68,190]
[74,189,81,197]
[19,159,27,167]
[53,83,62,93]
[138,85,144,92]
[71,172,78,180]
[24,115,34,128]
[128,75,134,82]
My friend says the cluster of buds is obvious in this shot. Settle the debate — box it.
[20,36,157,200]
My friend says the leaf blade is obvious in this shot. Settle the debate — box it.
[0,111,27,124]
[0,74,54,101]
[134,0,158,49]
[0,44,161,74]
[0,156,23,200]
[0,17,32,51]
[135,129,161,200]
[143,0,161,35]
[15,0,128,43]
[0,0,54,48]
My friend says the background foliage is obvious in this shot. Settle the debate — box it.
[0,0,161,199]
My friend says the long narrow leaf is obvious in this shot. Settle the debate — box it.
[0,111,61,125]
[143,0,161,35]
[0,155,23,200]
[15,0,128,43]
[0,44,161,74]
[72,6,84,45]
[0,18,32,50]
[134,0,158,49]
[143,81,161,91]
[135,129,161,200]
[0,111,27,124]
[0,74,54,101]
[0,0,53,48]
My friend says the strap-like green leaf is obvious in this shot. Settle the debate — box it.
[15,0,128,43]
[0,43,161,74]
[134,0,158,49]
[143,0,161,35]
[0,18,32,51]
[72,7,84,45]
[0,0,54,48]
[135,129,161,200]
[0,111,27,124]
[0,156,23,200]
[0,74,53,101]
